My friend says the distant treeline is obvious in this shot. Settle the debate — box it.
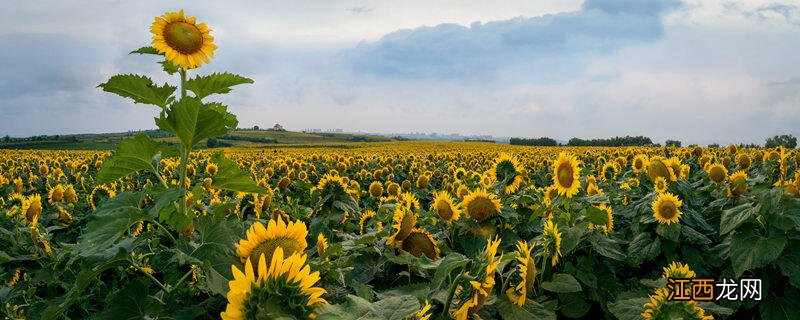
[218,135,278,144]
[510,136,654,147]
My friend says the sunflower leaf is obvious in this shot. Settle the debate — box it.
[155,97,237,149]
[98,74,176,108]
[97,133,162,184]
[209,151,267,194]
[130,46,161,55]
[184,72,254,100]
[541,273,582,293]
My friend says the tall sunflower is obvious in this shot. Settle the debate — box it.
[387,206,417,246]
[235,219,308,266]
[542,219,562,266]
[727,171,748,197]
[552,152,581,198]
[453,237,502,320]
[506,241,536,306]
[22,194,43,227]
[430,191,460,222]
[220,248,327,319]
[493,153,525,194]
[400,228,441,259]
[641,288,712,320]
[651,192,683,225]
[461,190,502,222]
[150,10,217,70]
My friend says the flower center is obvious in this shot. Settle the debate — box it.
[401,231,437,259]
[249,237,302,267]
[468,197,496,222]
[557,162,574,187]
[435,200,454,220]
[163,21,204,54]
[659,202,676,220]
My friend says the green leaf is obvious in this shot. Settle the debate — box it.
[585,206,609,225]
[316,295,418,320]
[495,296,557,320]
[98,74,176,108]
[130,46,160,55]
[75,192,146,260]
[42,253,130,320]
[153,188,192,230]
[92,278,162,319]
[589,234,625,261]
[97,133,162,184]
[608,298,648,320]
[542,273,582,293]
[559,293,591,318]
[192,214,243,279]
[656,223,681,242]
[759,286,800,320]
[729,227,786,277]
[184,72,254,100]
[720,203,758,235]
[155,97,237,149]
[432,252,469,290]
[628,232,661,264]
[681,225,711,245]
[209,152,267,194]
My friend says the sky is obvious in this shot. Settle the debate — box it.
[0,0,799,145]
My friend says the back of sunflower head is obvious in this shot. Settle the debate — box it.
[95,9,267,231]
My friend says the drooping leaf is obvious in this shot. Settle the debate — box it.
[130,46,160,55]
[209,151,267,194]
[608,298,649,320]
[495,296,557,320]
[97,133,162,184]
[316,294,418,320]
[75,192,146,260]
[92,278,163,319]
[42,253,130,320]
[155,97,237,149]
[98,74,176,108]
[184,72,254,100]
[541,273,582,293]
[628,232,661,264]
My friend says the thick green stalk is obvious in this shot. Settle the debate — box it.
[178,68,189,230]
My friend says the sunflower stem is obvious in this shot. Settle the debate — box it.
[149,219,178,243]
[442,268,466,317]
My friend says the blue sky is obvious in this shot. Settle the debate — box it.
[0,0,798,145]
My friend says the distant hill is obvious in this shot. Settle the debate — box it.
[0,129,395,150]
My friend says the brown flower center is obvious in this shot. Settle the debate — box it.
[163,21,204,54]
[557,162,574,188]
[249,237,302,267]
[658,201,676,220]
[401,231,437,259]
[467,196,497,222]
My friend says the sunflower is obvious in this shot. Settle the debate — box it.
[647,156,676,182]
[651,192,683,225]
[358,210,376,235]
[588,204,613,234]
[386,206,417,246]
[542,219,562,266]
[48,184,64,204]
[543,185,559,207]
[461,190,502,222]
[641,288,712,320]
[368,181,383,198]
[22,194,43,226]
[724,171,747,197]
[553,152,581,198]
[654,177,668,193]
[506,241,536,306]
[430,191,460,222]
[151,10,217,70]
[316,233,328,257]
[235,219,308,266]
[220,248,327,319]
[586,182,604,197]
[493,153,525,194]
[453,237,502,320]
[412,300,432,320]
[735,153,751,170]
[662,261,696,279]
[705,163,728,184]
[400,228,441,259]
[600,161,619,181]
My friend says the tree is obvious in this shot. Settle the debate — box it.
[253,125,259,130]
[665,140,681,147]
[765,134,797,148]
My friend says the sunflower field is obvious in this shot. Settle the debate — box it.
[2,9,800,320]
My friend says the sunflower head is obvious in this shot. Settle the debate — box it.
[641,288,712,320]
[647,157,674,182]
[387,206,417,246]
[706,163,728,183]
[493,153,524,193]
[368,181,383,198]
[235,219,309,267]
[22,194,43,226]
[430,191,460,222]
[506,241,536,306]
[316,233,328,257]
[151,10,217,70]
[400,228,441,259]
[652,192,683,225]
[586,182,603,197]
[543,185,559,206]
[662,261,696,279]
[654,177,668,193]
[588,204,614,234]
[542,219,562,266]
[461,190,502,223]
[553,152,581,198]
[736,153,751,170]
[727,171,748,197]
[220,248,327,320]
[633,155,648,173]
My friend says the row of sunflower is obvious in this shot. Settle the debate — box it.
[3,9,800,320]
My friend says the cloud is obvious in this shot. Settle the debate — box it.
[344,0,681,81]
